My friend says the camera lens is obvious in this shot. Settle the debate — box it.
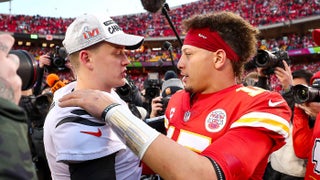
[255,52,269,67]
[292,84,320,104]
[10,50,38,90]
[296,88,309,102]
[53,57,65,68]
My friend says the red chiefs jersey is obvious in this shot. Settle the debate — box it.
[164,84,291,179]
[304,113,320,180]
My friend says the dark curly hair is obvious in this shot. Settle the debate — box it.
[182,11,260,79]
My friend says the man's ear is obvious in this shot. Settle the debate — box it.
[79,50,93,70]
[213,49,227,69]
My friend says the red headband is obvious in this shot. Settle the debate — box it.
[184,28,239,61]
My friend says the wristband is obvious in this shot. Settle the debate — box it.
[104,105,160,159]
[101,103,121,121]
[206,157,225,180]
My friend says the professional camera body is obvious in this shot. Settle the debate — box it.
[144,72,162,101]
[47,46,68,72]
[157,95,171,115]
[292,81,320,104]
[246,49,290,75]
[116,78,138,103]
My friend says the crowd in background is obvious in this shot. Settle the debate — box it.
[0,0,320,36]
[0,0,319,65]
[9,32,319,63]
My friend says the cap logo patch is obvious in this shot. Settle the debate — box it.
[205,109,226,132]
[198,33,207,39]
[83,26,100,39]
[103,20,115,26]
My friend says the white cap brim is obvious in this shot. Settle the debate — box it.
[106,33,144,50]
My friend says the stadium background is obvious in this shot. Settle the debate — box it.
[1,0,320,91]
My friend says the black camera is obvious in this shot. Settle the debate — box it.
[157,95,171,116]
[246,49,290,75]
[292,84,320,104]
[116,79,135,103]
[10,50,38,90]
[48,46,68,72]
[144,72,162,101]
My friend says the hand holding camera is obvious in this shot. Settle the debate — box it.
[274,60,293,91]
[150,96,164,118]
[296,102,320,119]
[39,53,51,68]
[245,49,290,75]
[39,46,68,72]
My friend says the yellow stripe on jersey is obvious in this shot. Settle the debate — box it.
[231,112,290,138]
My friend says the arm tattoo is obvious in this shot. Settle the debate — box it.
[0,41,9,53]
[0,77,14,102]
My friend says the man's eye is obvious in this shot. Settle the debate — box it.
[115,50,123,55]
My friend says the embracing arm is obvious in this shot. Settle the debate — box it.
[59,89,280,180]
[0,77,15,102]
[59,90,217,179]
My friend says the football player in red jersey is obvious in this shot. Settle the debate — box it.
[59,11,291,179]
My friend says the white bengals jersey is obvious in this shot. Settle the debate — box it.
[43,81,141,180]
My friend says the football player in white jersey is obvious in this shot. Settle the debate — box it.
[43,13,144,180]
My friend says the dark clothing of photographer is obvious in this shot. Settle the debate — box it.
[0,97,38,180]
[19,93,52,180]
[33,65,46,96]
[255,76,271,90]
[116,78,146,120]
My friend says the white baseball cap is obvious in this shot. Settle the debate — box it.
[63,13,144,54]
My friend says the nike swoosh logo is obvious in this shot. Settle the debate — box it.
[268,99,285,107]
[80,128,102,137]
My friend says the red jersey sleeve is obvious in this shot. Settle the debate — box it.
[201,127,273,180]
[292,106,313,159]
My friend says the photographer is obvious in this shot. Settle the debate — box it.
[149,70,183,118]
[263,68,313,180]
[33,49,75,96]
[143,72,162,115]
[292,71,320,180]
[0,33,37,179]
[291,29,320,180]
[244,48,290,91]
